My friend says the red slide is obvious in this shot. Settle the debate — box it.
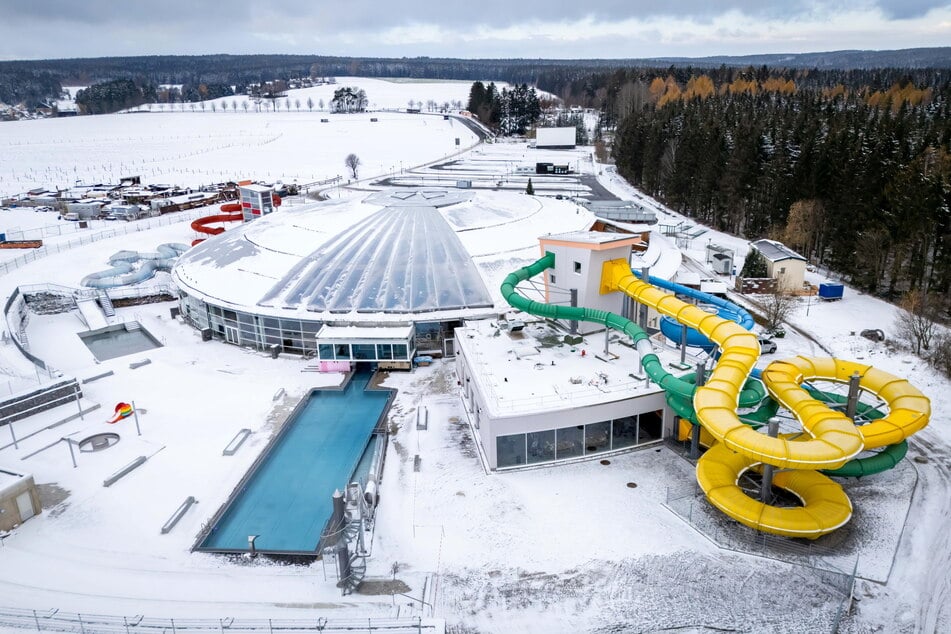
[190,202,243,246]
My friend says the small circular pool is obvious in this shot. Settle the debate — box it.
[79,433,120,452]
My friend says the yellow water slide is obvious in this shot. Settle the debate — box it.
[601,259,931,538]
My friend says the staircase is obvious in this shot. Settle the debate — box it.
[340,552,367,595]
[98,291,116,318]
[323,483,373,595]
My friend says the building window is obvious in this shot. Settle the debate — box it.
[612,415,638,449]
[573,261,582,274]
[555,425,583,459]
[585,421,611,454]
[497,434,526,468]
[318,343,333,359]
[550,273,556,284]
[352,343,376,360]
[638,410,664,442]
[527,430,555,464]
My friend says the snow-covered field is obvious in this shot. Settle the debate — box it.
[0,94,948,633]
[0,110,476,197]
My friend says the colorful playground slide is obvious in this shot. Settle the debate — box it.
[502,252,931,539]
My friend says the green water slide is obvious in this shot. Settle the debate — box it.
[500,252,770,417]
[501,252,906,478]
[801,384,909,477]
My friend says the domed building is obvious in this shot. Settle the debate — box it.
[172,188,598,366]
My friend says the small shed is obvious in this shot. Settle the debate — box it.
[0,468,41,531]
[66,201,105,219]
[705,244,735,276]
[750,239,807,291]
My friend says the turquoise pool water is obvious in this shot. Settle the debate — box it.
[198,370,391,554]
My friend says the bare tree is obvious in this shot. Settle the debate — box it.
[294,98,301,111]
[345,153,361,179]
[930,332,951,378]
[241,101,249,112]
[760,290,796,333]
[306,97,314,111]
[894,289,940,355]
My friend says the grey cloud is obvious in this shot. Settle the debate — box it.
[874,0,949,19]
[0,0,946,60]
[0,1,809,32]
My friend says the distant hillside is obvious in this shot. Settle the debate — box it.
[652,47,951,70]
[2,48,949,110]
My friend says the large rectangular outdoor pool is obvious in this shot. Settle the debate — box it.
[197,369,392,554]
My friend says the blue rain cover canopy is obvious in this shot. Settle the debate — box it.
[259,204,494,314]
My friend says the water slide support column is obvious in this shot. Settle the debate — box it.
[569,289,578,335]
[638,267,650,328]
[845,372,861,421]
[689,361,706,459]
[680,324,688,365]
[759,417,781,502]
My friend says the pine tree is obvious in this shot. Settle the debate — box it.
[526,178,534,195]
[740,248,769,278]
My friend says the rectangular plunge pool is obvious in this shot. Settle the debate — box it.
[78,323,162,362]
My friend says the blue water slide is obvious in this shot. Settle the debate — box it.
[81,243,189,289]
[632,270,755,350]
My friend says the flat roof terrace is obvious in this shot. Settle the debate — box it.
[456,316,697,418]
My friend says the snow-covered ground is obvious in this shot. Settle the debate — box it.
[0,101,947,633]
[0,110,476,197]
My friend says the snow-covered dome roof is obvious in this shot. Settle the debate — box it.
[172,188,597,323]
[258,198,492,314]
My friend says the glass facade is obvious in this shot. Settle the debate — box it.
[180,292,425,359]
[495,410,665,469]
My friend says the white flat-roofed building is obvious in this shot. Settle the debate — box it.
[455,317,676,470]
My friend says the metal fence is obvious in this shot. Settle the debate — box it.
[0,209,205,277]
[0,281,179,397]
[664,483,857,632]
[0,608,439,634]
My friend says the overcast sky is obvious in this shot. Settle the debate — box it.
[0,0,948,61]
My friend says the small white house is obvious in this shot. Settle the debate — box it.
[750,239,807,291]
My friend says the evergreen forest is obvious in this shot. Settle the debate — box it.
[595,70,951,302]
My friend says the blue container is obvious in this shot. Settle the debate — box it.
[818,283,844,300]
